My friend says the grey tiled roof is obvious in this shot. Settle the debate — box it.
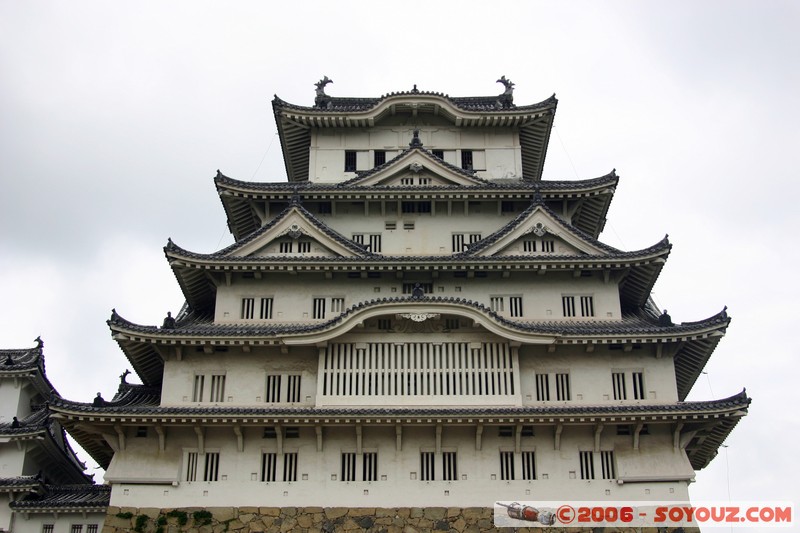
[10,484,110,511]
[166,201,375,260]
[273,91,558,114]
[108,298,728,339]
[51,390,749,418]
[215,169,619,193]
[0,406,50,436]
[0,476,42,490]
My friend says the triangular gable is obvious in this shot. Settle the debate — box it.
[467,204,611,258]
[231,206,369,258]
[347,149,487,187]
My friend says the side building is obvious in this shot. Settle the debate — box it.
[0,340,109,533]
[49,80,749,532]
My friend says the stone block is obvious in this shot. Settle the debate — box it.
[447,507,461,518]
[259,508,281,517]
[324,507,347,519]
[410,507,424,518]
[424,508,447,520]
[296,514,314,528]
[348,507,376,516]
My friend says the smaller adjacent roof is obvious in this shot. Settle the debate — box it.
[10,484,110,513]
[0,339,59,399]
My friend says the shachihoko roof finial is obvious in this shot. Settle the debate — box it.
[411,84,419,94]
[496,76,515,108]
[314,76,333,108]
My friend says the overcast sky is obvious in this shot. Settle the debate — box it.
[1,1,798,527]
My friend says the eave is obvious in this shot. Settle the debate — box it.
[273,93,557,182]
[216,171,617,241]
[50,391,748,472]
[165,245,669,317]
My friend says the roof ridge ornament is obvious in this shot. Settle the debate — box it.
[496,75,515,108]
[411,84,419,94]
[314,76,333,108]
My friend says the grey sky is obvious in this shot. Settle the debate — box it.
[1,1,798,527]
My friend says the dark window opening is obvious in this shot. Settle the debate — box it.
[461,150,473,170]
[344,151,357,172]
[374,150,386,166]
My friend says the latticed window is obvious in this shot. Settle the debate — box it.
[461,150,473,170]
[261,452,277,482]
[442,452,458,481]
[353,233,382,253]
[241,298,255,319]
[283,452,298,482]
[612,372,627,400]
[70,526,83,533]
[260,297,273,319]
[204,452,220,481]
[86,526,99,533]
[500,451,515,480]
[600,451,616,479]
[374,150,386,166]
[297,241,311,253]
[420,452,435,481]
[341,452,357,482]
[344,151,357,172]
[536,373,550,401]
[521,451,536,480]
[452,232,481,252]
[580,296,595,317]
[579,451,595,480]
[42,526,55,533]
[321,342,515,398]
[209,375,225,402]
[363,452,378,481]
[313,298,326,319]
[632,371,645,400]
[279,241,293,253]
[555,373,571,401]
[509,297,523,317]
[562,296,576,317]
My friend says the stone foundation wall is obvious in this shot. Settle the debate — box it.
[102,506,697,533]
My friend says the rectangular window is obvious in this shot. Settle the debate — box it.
[241,298,255,320]
[186,452,198,481]
[331,297,345,313]
[490,296,505,313]
[498,426,514,437]
[400,177,414,185]
[374,150,386,166]
[452,233,481,252]
[363,452,378,481]
[562,296,576,317]
[501,200,515,213]
[385,221,396,230]
[535,373,550,401]
[284,427,300,439]
[261,452,277,482]
[209,374,226,402]
[632,372,645,400]
[420,451,435,481]
[265,375,282,403]
[579,451,595,480]
[71,526,83,533]
[509,296,523,317]
[341,452,357,482]
[260,297,273,319]
[442,451,458,481]
[318,202,332,214]
[612,372,627,400]
[86,526,99,533]
[580,296,595,317]
[42,526,55,533]
[378,318,392,330]
[461,150,473,170]
[344,151,357,172]
[541,240,555,253]
[136,426,148,438]
[313,298,326,319]
[284,452,298,482]
[432,149,444,159]
[204,452,220,481]
[401,201,431,214]
[600,451,616,480]
[192,375,205,402]
[402,282,433,294]
[263,427,277,438]
[500,451,515,481]
[419,177,431,185]
[279,241,293,254]
[286,374,301,403]
[445,318,460,330]
[353,233,382,253]
[297,241,311,253]
[521,426,535,437]
[523,240,536,252]
[555,373,571,401]
[521,451,537,480]
[403,221,415,230]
